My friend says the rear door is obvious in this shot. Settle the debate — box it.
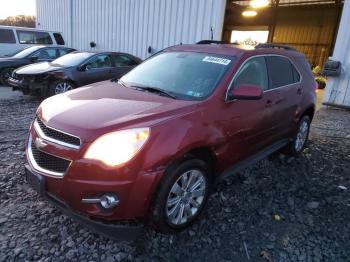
[265,56,302,139]
[224,56,276,162]
[111,54,139,79]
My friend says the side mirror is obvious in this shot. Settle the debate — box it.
[30,56,38,62]
[78,64,88,71]
[231,84,263,100]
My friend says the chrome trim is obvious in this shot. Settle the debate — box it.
[34,119,81,150]
[225,54,303,102]
[81,198,101,204]
[27,135,70,177]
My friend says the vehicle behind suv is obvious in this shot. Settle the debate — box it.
[24,42,316,239]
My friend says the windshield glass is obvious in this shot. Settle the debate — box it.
[12,46,43,58]
[121,52,235,100]
[52,52,94,67]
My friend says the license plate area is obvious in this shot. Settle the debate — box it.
[25,168,45,196]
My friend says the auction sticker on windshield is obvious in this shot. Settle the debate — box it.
[202,56,231,65]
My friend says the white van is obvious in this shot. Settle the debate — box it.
[0,26,66,56]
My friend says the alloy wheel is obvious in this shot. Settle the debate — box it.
[166,169,207,226]
[295,119,309,152]
[55,82,73,94]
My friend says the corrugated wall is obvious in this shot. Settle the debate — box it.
[272,6,339,67]
[36,0,226,59]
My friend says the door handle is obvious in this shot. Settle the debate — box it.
[297,87,302,95]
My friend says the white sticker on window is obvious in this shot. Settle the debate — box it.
[202,56,231,65]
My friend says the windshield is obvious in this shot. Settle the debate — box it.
[121,52,235,100]
[52,52,94,67]
[12,46,43,58]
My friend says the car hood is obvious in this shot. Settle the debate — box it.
[15,62,67,75]
[37,81,198,142]
[0,57,25,66]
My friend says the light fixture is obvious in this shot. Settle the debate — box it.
[250,0,269,8]
[242,10,258,17]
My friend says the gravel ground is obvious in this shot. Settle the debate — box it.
[0,91,349,262]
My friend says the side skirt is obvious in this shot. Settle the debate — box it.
[217,138,291,183]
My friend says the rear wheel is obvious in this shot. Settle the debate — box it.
[151,159,212,233]
[284,115,311,156]
[48,80,74,97]
[0,67,15,86]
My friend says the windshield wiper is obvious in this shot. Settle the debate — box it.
[131,85,177,99]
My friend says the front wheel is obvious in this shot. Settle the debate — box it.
[48,80,74,97]
[151,159,212,233]
[284,115,311,156]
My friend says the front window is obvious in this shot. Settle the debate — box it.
[121,52,235,100]
[52,52,94,67]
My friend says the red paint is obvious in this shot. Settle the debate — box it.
[26,44,316,221]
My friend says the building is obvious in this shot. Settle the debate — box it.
[36,0,350,108]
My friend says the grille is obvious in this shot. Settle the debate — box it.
[31,140,71,174]
[36,117,81,147]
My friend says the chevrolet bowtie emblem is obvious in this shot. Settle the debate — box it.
[35,137,48,149]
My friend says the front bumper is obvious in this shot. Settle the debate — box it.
[25,164,143,240]
[8,77,46,94]
[25,123,164,239]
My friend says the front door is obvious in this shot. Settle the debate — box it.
[223,56,276,164]
[79,54,115,86]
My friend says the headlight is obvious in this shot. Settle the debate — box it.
[84,128,150,166]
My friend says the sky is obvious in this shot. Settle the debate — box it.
[0,0,36,19]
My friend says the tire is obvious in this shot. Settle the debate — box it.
[317,81,326,89]
[284,115,311,156]
[0,68,14,86]
[150,159,212,233]
[47,80,75,97]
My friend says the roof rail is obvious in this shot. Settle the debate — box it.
[255,43,297,51]
[196,40,228,45]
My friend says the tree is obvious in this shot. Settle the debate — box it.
[0,15,36,28]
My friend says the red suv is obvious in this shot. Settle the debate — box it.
[25,43,316,239]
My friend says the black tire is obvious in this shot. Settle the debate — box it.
[283,115,311,156]
[317,81,326,89]
[0,68,14,86]
[150,159,212,233]
[47,80,75,97]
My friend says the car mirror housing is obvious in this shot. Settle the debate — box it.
[231,84,263,100]
[30,56,39,62]
[77,64,87,71]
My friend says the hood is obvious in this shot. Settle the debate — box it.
[37,81,198,142]
[15,62,66,75]
[0,57,24,66]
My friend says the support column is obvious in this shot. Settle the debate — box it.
[323,0,350,107]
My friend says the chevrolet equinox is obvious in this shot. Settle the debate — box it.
[25,43,317,239]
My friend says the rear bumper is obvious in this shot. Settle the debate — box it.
[25,164,144,240]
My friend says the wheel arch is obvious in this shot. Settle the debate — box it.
[301,105,315,121]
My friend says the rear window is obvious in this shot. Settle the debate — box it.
[53,33,65,45]
[113,55,138,66]
[266,56,296,89]
[0,29,16,44]
[17,30,53,45]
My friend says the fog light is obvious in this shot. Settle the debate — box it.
[82,193,119,209]
[100,194,119,209]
